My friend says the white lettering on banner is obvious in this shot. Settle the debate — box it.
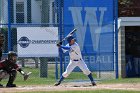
[69,7,107,51]
[65,55,113,63]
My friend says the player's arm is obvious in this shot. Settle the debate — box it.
[57,45,71,53]
[14,64,32,81]
[16,66,25,75]
[60,46,71,50]
[57,43,71,51]
[14,64,25,75]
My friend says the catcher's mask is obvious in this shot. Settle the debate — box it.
[8,51,17,62]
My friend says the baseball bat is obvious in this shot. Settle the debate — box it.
[61,28,77,43]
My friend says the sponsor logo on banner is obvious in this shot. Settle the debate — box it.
[18,36,58,48]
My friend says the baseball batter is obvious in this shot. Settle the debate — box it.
[54,36,96,86]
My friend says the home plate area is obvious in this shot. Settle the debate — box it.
[1,82,140,93]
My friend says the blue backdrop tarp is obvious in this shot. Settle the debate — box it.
[63,0,117,71]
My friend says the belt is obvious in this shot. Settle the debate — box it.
[73,59,81,61]
[73,59,79,61]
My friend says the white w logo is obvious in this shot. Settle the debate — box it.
[69,7,107,51]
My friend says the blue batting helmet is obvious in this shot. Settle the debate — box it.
[67,36,75,43]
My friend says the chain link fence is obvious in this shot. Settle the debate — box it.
[0,0,118,86]
[0,0,60,83]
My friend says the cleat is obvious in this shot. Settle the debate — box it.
[91,82,97,86]
[54,82,61,86]
[0,84,3,88]
[6,84,16,87]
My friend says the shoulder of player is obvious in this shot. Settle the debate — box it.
[0,59,7,67]
[72,42,79,46]
[65,43,79,49]
[70,42,79,49]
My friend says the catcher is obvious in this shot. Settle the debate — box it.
[0,51,31,87]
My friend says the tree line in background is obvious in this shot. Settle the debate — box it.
[119,0,140,17]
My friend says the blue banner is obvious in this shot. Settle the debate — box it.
[63,0,117,71]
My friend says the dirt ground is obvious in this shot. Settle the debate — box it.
[1,82,140,93]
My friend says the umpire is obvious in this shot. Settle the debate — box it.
[0,51,30,87]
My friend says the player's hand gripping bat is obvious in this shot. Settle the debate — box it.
[57,28,77,47]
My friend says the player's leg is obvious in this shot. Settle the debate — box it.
[54,60,77,86]
[78,59,96,86]
[6,70,17,87]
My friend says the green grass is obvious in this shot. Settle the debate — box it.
[16,90,140,93]
[1,67,140,92]
[0,66,95,85]
[1,67,56,85]
[1,67,140,86]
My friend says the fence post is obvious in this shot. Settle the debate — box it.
[39,0,50,78]
[55,57,58,79]
[41,0,50,23]
[58,0,63,77]
[8,0,11,51]
[40,57,48,77]
[21,58,25,67]
[115,0,119,79]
